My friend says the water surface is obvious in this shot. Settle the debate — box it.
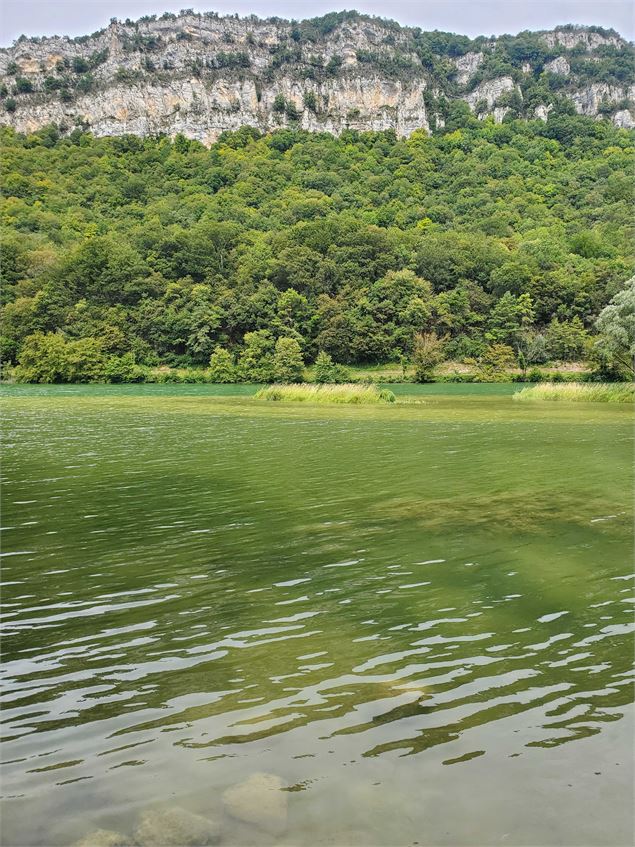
[1,386,633,846]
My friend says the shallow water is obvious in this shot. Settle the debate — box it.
[1,386,633,846]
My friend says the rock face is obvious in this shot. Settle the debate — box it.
[545,56,570,76]
[613,108,635,128]
[133,807,222,846]
[452,52,483,85]
[543,28,624,50]
[222,772,287,836]
[571,82,635,116]
[0,12,632,143]
[466,76,516,110]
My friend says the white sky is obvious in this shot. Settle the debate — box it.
[0,0,633,47]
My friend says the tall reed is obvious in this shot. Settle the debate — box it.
[254,383,396,404]
[513,382,634,403]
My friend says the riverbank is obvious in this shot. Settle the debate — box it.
[1,360,599,386]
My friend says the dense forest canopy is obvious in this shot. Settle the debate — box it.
[1,112,633,380]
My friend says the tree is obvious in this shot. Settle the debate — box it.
[545,316,590,361]
[595,278,635,379]
[209,346,236,383]
[15,332,107,383]
[15,332,71,383]
[314,350,350,383]
[488,291,530,345]
[273,336,304,382]
[478,343,517,380]
[237,330,275,383]
[412,332,445,382]
[272,93,286,113]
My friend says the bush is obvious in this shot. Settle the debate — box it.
[273,336,304,382]
[14,77,33,94]
[237,330,275,383]
[546,316,590,361]
[526,367,545,382]
[209,346,236,382]
[14,332,107,383]
[104,352,146,383]
[314,350,350,383]
[413,332,445,382]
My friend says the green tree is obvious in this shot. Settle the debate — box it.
[15,332,71,383]
[272,93,286,113]
[545,316,590,361]
[237,330,275,382]
[273,336,304,382]
[478,343,517,380]
[314,350,350,383]
[488,291,534,345]
[209,346,236,383]
[594,278,635,378]
[412,332,445,382]
[15,332,107,383]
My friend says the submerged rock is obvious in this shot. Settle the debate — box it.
[73,830,129,847]
[222,772,287,836]
[133,807,221,846]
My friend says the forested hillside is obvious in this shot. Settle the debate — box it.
[1,113,633,381]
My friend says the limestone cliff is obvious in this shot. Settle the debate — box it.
[0,11,633,142]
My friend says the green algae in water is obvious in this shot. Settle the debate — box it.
[0,387,633,847]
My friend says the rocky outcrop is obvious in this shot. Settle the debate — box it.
[545,56,570,76]
[465,76,516,112]
[613,108,635,128]
[3,75,429,143]
[571,82,635,116]
[543,28,624,50]
[0,13,632,142]
[453,52,483,85]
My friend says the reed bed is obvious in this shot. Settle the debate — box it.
[513,382,634,403]
[254,383,396,404]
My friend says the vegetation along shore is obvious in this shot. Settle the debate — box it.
[1,115,634,386]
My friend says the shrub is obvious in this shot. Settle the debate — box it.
[209,346,236,382]
[526,367,545,382]
[237,330,275,382]
[314,350,350,383]
[273,336,304,382]
[413,332,445,382]
[546,316,590,361]
[272,93,286,114]
[14,77,33,94]
[14,332,107,383]
[303,91,317,112]
[104,353,146,383]
[72,57,90,74]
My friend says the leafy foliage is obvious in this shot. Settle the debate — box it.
[1,116,633,382]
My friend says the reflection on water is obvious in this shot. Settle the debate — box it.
[1,387,633,846]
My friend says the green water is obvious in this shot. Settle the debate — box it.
[1,386,633,846]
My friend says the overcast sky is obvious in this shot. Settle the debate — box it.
[1,0,633,47]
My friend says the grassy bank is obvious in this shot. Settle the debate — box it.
[513,382,634,403]
[255,383,396,404]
